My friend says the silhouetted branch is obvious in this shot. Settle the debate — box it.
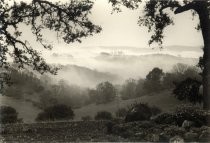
[174,2,196,14]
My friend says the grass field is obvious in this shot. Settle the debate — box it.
[74,90,183,120]
[0,90,182,122]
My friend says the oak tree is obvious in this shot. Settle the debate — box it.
[0,0,101,90]
[109,0,210,109]
[0,0,101,72]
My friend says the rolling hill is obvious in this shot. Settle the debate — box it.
[74,90,183,120]
[0,90,182,123]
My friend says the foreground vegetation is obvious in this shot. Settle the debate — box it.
[1,102,209,142]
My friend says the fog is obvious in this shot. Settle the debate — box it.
[46,45,202,88]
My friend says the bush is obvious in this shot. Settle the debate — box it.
[115,108,128,119]
[154,105,208,127]
[173,78,202,104]
[95,111,113,120]
[153,113,175,125]
[36,104,74,121]
[174,105,208,127]
[0,106,22,124]
[81,115,92,121]
[125,103,154,122]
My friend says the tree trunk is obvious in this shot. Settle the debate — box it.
[197,3,210,110]
[202,36,210,110]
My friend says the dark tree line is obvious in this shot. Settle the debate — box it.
[120,63,201,100]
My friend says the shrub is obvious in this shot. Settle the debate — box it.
[125,103,153,122]
[95,111,113,120]
[153,113,175,125]
[0,106,22,124]
[36,104,74,121]
[115,108,128,118]
[81,115,92,121]
[173,78,202,104]
[154,105,208,127]
[174,105,208,127]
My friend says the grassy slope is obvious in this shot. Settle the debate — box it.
[74,90,183,120]
[0,96,41,123]
[0,90,183,122]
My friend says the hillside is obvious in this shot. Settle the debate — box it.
[53,65,121,88]
[0,96,41,123]
[74,90,182,120]
[0,90,182,123]
[95,53,199,80]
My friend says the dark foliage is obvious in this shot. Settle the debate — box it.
[0,106,22,124]
[115,107,128,118]
[0,0,101,74]
[174,105,208,127]
[36,104,74,121]
[95,82,116,104]
[2,67,43,99]
[153,113,176,125]
[173,78,202,104]
[95,111,113,120]
[154,105,208,127]
[125,103,160,122]
[143,67,164,94]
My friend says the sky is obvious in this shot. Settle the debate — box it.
[5,0,204,85]
[19,0,203,48]
[15,0,204,69]
[70,0,203,48]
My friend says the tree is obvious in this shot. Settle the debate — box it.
[173,78,202,104]
[35,104,74,121]
[0,0,101,88]
[163,63,201,89]
[0,106,22,124]
[146,67,164,82]
[143,67,164,93]
[109,0,210,109]
[121,78,137,100]
[95,81,116,104]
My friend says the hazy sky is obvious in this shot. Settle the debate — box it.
[12,0,204,84]
[72,0,203,48]
[16,0,204,68]
[19,0,203,48]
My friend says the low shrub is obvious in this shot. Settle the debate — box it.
[115,108,128,119]
[0,106,22,124]
[36,104,74,121]
[125,103,161,122]
[95,111,113,120]
[153,113,175,125]
[174,105,208,127]
[154,105,208,127]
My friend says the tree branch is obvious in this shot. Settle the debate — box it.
[174,2,195,14]
[159,3,180,14]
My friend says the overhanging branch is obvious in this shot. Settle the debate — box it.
[174,2,196,14]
